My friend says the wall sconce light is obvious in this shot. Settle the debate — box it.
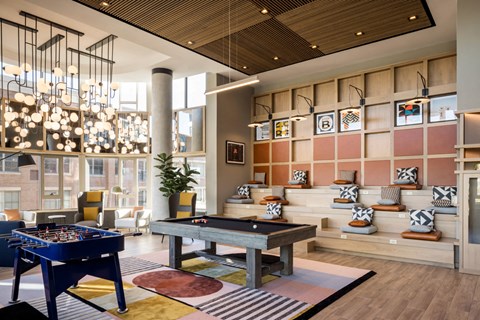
[290,94,314,122]
[248,103,272,127]
[406,71,430,105]
[349,85,366,107]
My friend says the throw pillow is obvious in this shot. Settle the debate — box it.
[237,185,250,198]
[352,206,374,223]
[377,199,397,206]
[334,198,353,203]
[409,209,435,231]
[432,186,457,201]
[292,170,307,183]
[333,179,352,184]
[83,207,99,221]
[380,186,401,204]
[348,220,371,227]
[177,211,191,218]
[409,225,433,233]
[393,179,413,185]
[339,170,356,183]
[431,199,453,207]
[396,167,418,184]
[340,185,359,202]
[132,206,144,217]
[4,209,21,221]
[266,203,282,217]
[86,191,102,202]
[254,172,266,184]
[264,195,281,201]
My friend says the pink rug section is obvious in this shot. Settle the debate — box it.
[262,277,337,304]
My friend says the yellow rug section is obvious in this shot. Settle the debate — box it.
[69,279,134,300]
[108,295,197,320]
[217,269,277,286]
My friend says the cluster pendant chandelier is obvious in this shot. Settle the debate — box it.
[0,11,120,153]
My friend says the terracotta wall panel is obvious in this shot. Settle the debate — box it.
[364,160,391,186]
[272,141,289,163]
[338,134,361,159]
[313,136,335,160]
[272,165,289,185]
[254,165,270,185]
[313,163,335,186]
[292,164,312,184]
[394,128,423,156]
[427,158,456,186]
[254,143,269,164]
[394,159,424,185]
[338,162,362,184]
[427,125,457,155]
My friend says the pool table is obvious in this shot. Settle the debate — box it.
[150,216,317,288]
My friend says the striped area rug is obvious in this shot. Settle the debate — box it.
[119,256,164,276]
[197,286,310,320]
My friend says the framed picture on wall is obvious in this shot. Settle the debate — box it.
[226,140,245,165]
[339,108,361,132]
[315,111,335,135]
[429,94,457,123]
[255,121,270,141]
[273,118,290,139]
[395,101,423,126]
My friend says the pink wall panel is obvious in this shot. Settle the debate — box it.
[254,143,269,164]
[427,158,456,186]
[313,136,335,160]
[272,165,289,186]
[427,125,457,155]
[394,159,424,185]
[313,163,335,186]
[338,162,361,184]
[272,141,289,163]
[364,160,391,186]
[338,134,361,159]
[292,164,312,184]
[394,128,423,156]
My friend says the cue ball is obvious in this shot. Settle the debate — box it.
[253,224,257,229]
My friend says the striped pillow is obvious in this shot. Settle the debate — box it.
[380,186,401,204]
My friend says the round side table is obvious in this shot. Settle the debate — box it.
[48,214,66,224]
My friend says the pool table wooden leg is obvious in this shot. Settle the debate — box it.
[169,235,182,268]
[280,243,293,275]
[246,248,262,289]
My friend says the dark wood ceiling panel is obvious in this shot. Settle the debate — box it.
[73,0,435,75]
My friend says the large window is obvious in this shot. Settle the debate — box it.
[0,190,20,211]
[0,153,19,173]
[88,158,105,176]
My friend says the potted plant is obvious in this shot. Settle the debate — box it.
[154,153,199,217]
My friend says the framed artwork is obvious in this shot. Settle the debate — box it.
[255,121,270,141]
[274,118,290,139]
[429,94,457,123]
[226,140,245,165]
[315,111,335,135]
[395,101,423,126]
[339,108,361,132]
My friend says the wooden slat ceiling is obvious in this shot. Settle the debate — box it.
[74,0,435,75]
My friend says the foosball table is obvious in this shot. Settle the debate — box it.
[7,223,128,320]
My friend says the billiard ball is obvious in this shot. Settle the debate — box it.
[253,224,257,229]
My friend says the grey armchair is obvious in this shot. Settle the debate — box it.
[74,191,105,228]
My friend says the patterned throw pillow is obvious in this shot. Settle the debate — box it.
[432,186,457,201]
[352,206,374,223]
[396,167,418,184]
[266,203,282,216]
[292,170,307,183]
[431,199,453,207]
[380,186,401,204]
[340,185,359,202]
[409,209,435,230]
[339,170,356,183]
[237,185,250,198]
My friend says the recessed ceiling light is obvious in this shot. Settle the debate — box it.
[100,1,109,7]
[242,66,248,69]
[273,56,279,60]
[260,8,269,14]
[355,31,364,36]
[187,40,195,45]
[408,15,418,21]
[310,44,318,49]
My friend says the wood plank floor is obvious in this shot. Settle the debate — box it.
[1,233,480,320]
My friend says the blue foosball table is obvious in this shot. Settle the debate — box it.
[8,223,128,320]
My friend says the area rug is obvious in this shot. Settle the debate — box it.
[0,252,375,319]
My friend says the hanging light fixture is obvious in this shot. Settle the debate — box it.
[290,94,314,122]
[406,71,430,105]
[248,103,272,127]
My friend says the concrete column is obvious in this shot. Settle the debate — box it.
[191,107,203,152]
[151,68,173,220]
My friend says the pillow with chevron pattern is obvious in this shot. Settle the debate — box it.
[340,185,359,202]
[380,186,401,204]
[409,209,435,231]
[237,185,250,198]
[352,206,374,223]
[266,202,282,218]
[432,186,457,201]
[396,167,418,184]
[431,199,453,207]
[292,170,307,184]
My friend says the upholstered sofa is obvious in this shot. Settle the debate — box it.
[0,209,36,227]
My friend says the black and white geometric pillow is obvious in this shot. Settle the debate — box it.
[266,203,282,216]
[352,206,374,223]
[380,186,401,204]
[293,170,307,183]
[340,185,359,202]
[432,186,457,201]
[237,185,250,198]
[409,209,435,230]
[396,167,418,184]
